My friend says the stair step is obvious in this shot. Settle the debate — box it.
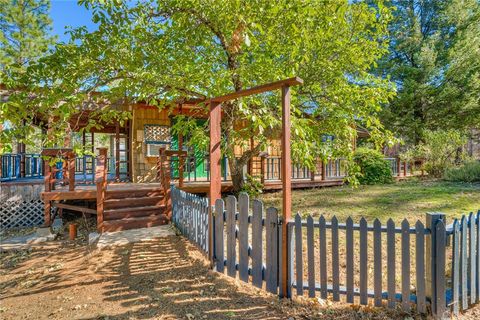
[101,214,169,232]
[105,188,164,200]
[104,196,164,209]
[104,205,165,220]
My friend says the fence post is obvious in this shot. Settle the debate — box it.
[426,212,446,318]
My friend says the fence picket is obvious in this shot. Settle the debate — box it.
[387,218,396,309]
[477,211,480,303]
[266,207,278,294]
[452,220,460,315]
[226,195,237,278]
[359,218,368,305]
[295,214,303,296]
[319,215,327,299]
[307,216,315,297]
[435,220,446,317]
[401,219,410,311]
[238,193,249,283]
[461,216,468,310]
[331,216,340,301]
[415,220,426,314]
[373,219,382,307]
[215,199,225,273]
[252,200,263,288]
[346,217,354,303]
[469,212,476,304]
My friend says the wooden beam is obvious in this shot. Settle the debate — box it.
[53,202,96,215]
[209,101,222,264]
[206,77,303,104]
[115,122,120,181]
[96,147,108,232]
[280,85,292,297]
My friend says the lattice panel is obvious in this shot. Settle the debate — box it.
[1,199,45,229]
[144,125,171,143]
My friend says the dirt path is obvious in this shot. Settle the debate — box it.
[1,234,479,320]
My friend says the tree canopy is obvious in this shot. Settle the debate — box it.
[376,0,480,144]
[2,0,397,190]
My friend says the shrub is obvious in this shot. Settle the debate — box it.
[353,147,393,185]
[402,130,467,178]
[444,161,480,183]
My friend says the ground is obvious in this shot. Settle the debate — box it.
[260,179,480,223]
[0,233,414,320]
[2,179,480,319]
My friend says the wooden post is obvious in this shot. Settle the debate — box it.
[280,85,292,297]
[310,160,315,181]
[209,101,222,263]
[96,148,108,232]
[403,160,407,177]
[260,154,266,184]
[17,142,25,177]
[178,133,184,188]
[68,151,75,191]
[397,157,402,177]
[159,146,172,219]
[43,159,52,226]
[115,122,120,181]
[425,212,446,317]
[321,160,326,181]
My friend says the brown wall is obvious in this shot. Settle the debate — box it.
[131,105,171,183]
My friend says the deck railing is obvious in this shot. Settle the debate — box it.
[0,153,43,181]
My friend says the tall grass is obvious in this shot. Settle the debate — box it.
[444,161,480,182]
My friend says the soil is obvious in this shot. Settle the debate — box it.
[1,231,479,319]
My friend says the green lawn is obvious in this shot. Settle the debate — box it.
[260,179,480,224]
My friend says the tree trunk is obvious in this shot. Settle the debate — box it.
[228,156,247,195]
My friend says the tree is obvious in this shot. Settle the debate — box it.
[3,0,396,192]
[376,0,480,144]
[0,0,57,153]
[0,0,56,77]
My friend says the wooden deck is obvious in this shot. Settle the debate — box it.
[39,178,344,201]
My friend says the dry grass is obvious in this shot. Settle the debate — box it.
[260,179,480,224]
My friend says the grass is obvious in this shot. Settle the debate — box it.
[260,178,480,224]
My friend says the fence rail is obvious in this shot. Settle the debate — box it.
[1,153,43,181]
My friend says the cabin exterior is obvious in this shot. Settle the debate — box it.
[0,100,417,232]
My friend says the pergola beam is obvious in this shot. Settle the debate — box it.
[207,77,303,295]
[206,77,303,104]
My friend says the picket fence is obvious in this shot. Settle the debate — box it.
[171,186,209,254]
[171,186,480,318]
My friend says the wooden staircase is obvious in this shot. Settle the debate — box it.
[100,188,169,232]
[95,147,174,233]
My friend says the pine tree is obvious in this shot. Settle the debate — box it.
[0,0,56,78]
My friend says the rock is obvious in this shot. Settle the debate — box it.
[51,218,63,234]
[88,232,101,245]
[35,227,54,237]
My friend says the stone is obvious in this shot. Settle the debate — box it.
[51,218,63,234]
[88,232,101,245]
[35,226,54,237]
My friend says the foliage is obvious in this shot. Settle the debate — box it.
[401,129,467,178]
[444,161,480,183]
[240,174,263,198]
[353,147,393,185]
[0,0,56,75]
[1,0,396,192]
[376,0,480,144]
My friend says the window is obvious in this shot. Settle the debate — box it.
[144,125,171,157]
